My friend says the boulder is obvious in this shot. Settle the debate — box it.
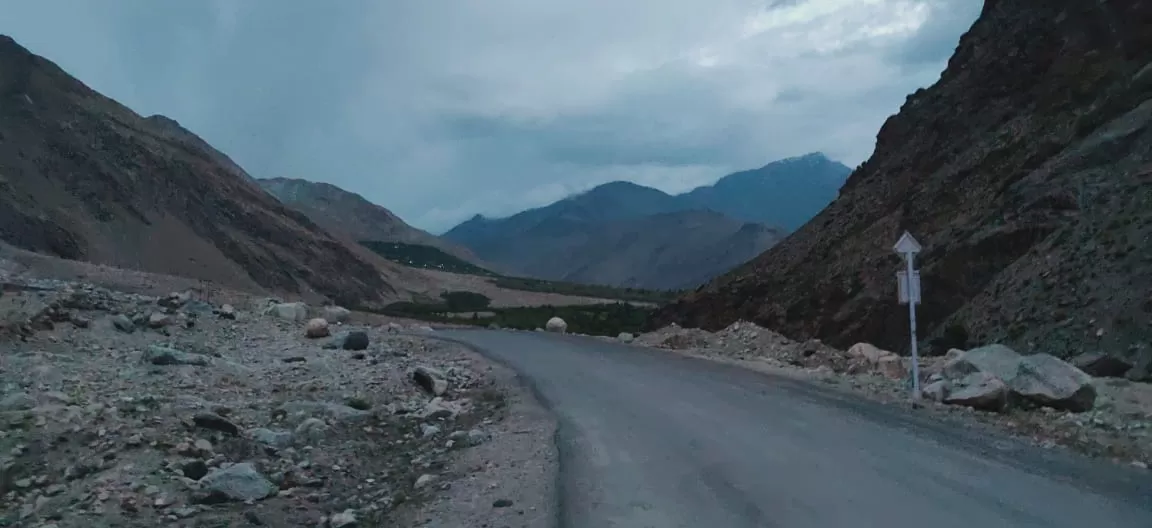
[217,304,237,320]
[147,312,172,329]
[921,380,950,402]
[1010,353,1096,412]
[322,306,352,324]
[942,345,1097,411]
[943,372,1008,412]
[305,318,330,338]
[264,302,309,322]
[847,343,889,363]
[198,463,275,502]
[545,317,567,333]
[412,366,448,396]
[249,428,295,450]
[111,314,135,333]
[1071,353,1133,378]
[342,331,369,351]
[941,344,1022,381]
[876,355,907,380]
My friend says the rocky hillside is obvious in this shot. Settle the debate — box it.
[650,0,1152,377]
[257,178,483,266]
[0,35,399,306]
[442,154,841,288]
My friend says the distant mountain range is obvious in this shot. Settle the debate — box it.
[257,177,483,266]
[442,153,850,289]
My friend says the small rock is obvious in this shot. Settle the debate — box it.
[193,412,240,435]
[148,312,172,328]
[1071,353,1133,378]
[305,318,330,338]
[412,366,449,396]
[295,418,330,441]
[111,314,135,333]
[342,331,369,351]
[617,332,634,343]
[182,460,210,480]
[323,306,352,324]
[493,499,513,508]
[344,397,371,411]
[198,463,276,502]
[217,304,237,320]
[70,315,91,328]
[264,302,309,322]
[143,345,210,366]
[414,474,436,489]
[420,424,441,438]
[250,428,295,450]
[329,509,358,527]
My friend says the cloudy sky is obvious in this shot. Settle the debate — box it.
[4,0,981,232]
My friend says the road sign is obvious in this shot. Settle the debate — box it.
[896,270,921,305]
[893,231,923,400]
[893,231,922,254]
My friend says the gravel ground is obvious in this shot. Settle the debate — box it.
[0,271,559,527]
[629,322,1152,469]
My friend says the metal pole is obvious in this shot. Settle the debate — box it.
[906,253,921,399]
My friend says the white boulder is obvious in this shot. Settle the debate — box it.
[545,317,568,334]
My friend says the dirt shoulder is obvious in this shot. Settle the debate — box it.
[0,270,559,527]
[626,322,1152,470]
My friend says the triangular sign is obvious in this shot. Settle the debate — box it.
[893,231,922,254]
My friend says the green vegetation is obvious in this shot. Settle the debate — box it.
[488,276,680,304]
[359,240,682,304]
[359,240,497,276]
[375,291,652,337]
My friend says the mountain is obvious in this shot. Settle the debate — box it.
[676,153,851,230]
[441,154,847,288]
[0,35,400,306]
[513,209,783,290]
[650,0,1152,373]
[257,177,483,265]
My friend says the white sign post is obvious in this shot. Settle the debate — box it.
[893,231,923,400]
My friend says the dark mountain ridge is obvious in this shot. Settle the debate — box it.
[649,0,1152,375]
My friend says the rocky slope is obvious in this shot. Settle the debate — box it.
[0,270,554,527]
[650,0,1152,378]
[0,35,398,307]
[257,177,484,266]
[442,154,841,288]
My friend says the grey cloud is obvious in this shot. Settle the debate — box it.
[3,0,980,232]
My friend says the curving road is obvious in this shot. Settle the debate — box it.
[435,329,1152,528]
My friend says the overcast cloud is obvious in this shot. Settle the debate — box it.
[3,0,982,232]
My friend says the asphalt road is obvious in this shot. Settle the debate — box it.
[435,329,1152,528]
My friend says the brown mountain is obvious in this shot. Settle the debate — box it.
[256,177,483,265]
[0,34,401,306]
[650,1,1152,374]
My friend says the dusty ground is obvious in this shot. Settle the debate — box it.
[629,322,1152,469]
[0,257,558,527]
